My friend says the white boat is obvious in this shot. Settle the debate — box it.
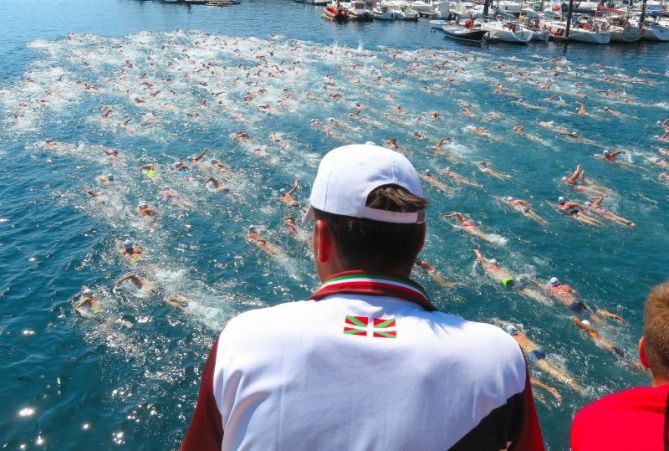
[496,0,522,14]
[546,21,611,44]
[391,6,419,19]
[410,0,436,13]
[347,0,374,19]
[430,19,447,28]
[641,18,669,41]
[481,20,533,43]
[373,5,396,19]
[609,25,642,42]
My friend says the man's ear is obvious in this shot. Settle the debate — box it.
[639,337,650,369]
[314,219,332,263]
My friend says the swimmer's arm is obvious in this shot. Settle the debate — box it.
[444,212,464,221]
[596,308,625,323]
[190,149,207,162]
[473,249,485,263]
[592,197,604,209]
[204,177,219,187]
[287,179,299,195]
[140,164,155,170]
[116,273,143,288]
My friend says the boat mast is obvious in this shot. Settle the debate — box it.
[483,0,491,18]
[639,0,647,27]
[565,0,575,38]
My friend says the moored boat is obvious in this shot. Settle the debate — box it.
[641,18,669,41]
[373,5,396,20]
[347,0,374,20]
[481,20,533,43]
[391,6,419,20]
[323,1,350,20]
[442,24,488,42]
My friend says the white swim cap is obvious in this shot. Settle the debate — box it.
[561,176,567,181]
[505,325,519,336]
[581,319,591,327]
[123,239,132,248]
[488,259,498,265]
[603,150,610,155]
[107,174,114,180]
[248,225,257,233]
[279,188,286,194]
[585,201,591,207]
[445,166,451,171]
[505,196,513,201]
[558,196,565,203]
[549,277,559,287]
[83,288,94,296]
[138,203,148,209]
[424,169,431,175]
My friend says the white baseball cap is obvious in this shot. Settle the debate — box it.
[303,144,424,224]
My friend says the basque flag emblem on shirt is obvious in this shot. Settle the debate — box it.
[344,315,397,338]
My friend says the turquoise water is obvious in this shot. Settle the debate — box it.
[1,0,668,449]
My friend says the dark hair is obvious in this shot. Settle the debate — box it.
[644,282,669,376]
[313,184,427,272]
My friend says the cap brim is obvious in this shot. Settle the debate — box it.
[302,205,315,224]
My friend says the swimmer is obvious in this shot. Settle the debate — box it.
[175,162,190,174]
[531,378,563,406]
[445,212,498,242]
[648,156,669,170]
[279,179,299,206]
[138,203,157,218]
[420,169,452,194]
[583,198,635,228]
[470,127,492,140]
[439,167,481,188]
[119,239,143,259]
[476,162,511,180]
[432,138,458,163]
[473,249,515,288]
[115,273,157,293]
[283,216,308,243]
[247,225,280,257]
[414,259,458,289]
[571,317,641,367]
[234,131,250,141]
[204,177,229,193]
[493,319,583,395]
[103,149,119,159]
[73,287,100,317]
[140,164,159,180]
[495,196,547,224]
[563,165,584,186]
[188,149,207,163]
[164,294,189,310]
[96,174,114,185]
[575,102,588,116]
[602,106,621,117]
[553,197,603,226]
[595,150,627,164]
[530,276,624,326]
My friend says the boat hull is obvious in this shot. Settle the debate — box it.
[570,30,611,44]
[610,28,642,43]
[642,25,669,41]
[442,25,488,42]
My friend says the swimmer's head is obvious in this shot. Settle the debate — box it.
[279,188,286,194]
[603,150,610,155]
[123,239,133,250]
[138,203,148,209]
[107,174,114,181]
[505,325,519,336]
[478,162,487,167]
[445,167,451,171]
[549,277,560,287]
[505,196,513,201]
[561,176,567,181]
[488,258,498,265]
[585,201,592,207]
[581,319,592,327]
[83,288,94,297]
[558,196,565,204]
[211,159,218,164]
[248,225,257,233]
[424,169,432,176]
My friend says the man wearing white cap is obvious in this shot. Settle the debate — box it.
[182,143,544,451]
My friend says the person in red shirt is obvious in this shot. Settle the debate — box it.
[571,281,669,450]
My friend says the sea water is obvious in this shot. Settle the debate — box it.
[1,0,668,449]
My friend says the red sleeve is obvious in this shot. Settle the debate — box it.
[511,366,545,451]
[181,338,224,451]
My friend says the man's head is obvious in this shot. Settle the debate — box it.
[303,144,427,280]
[640,282,669,385]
